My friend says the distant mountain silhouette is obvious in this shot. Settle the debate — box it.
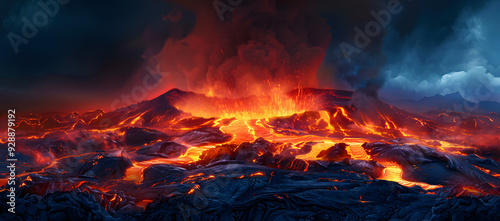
[387,93,500,114]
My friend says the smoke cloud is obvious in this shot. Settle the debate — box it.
[153,0,331,97]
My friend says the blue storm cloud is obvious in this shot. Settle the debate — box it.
[379,0,500,102]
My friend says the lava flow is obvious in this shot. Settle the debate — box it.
[1,88,500,220]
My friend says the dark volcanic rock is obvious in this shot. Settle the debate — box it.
[81,156,133,180]
[125,127,168,146]
[234,140,276,162]
[316,143,350,161]
[308,158,384,179]
[142,164,186,184]
[363,142,500,186]
[280,142,315,157]
[197,138,281,165]
[234,143,261,162]
[250,137,282,153]
[363,142,447,165]
[174,127,232,146]
[136,141,188,158]
[274,155,309,171]
[198,144,236,165]
[5,161,500,221]
[1,191,122,221]
[255,152,276,167]
[139,161,500,221]
[341,159,385,178]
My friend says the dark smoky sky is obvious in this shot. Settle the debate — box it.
[377,0,500,103]
[0,0,499,112]
[0,0,195,111]
[317,0,499,103]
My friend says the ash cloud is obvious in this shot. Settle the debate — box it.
[153,0,331,97]
[317,0,400,98]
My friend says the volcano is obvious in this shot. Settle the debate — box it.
[1,88,500,220]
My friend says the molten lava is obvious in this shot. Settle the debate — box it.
[173,88,318,120]
[1,88,499,216]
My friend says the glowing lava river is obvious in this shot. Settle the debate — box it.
[1,88,500,220]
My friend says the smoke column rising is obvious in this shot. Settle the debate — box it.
[153,0,331,98]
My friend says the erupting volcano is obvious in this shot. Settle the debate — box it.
[1,86,500,220]
[2,0,500,220]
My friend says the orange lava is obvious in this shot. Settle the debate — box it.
[6,88,499,201]
[378,162,442,190]
[173,90,317,120]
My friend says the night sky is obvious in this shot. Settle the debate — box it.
[1,0,499,112]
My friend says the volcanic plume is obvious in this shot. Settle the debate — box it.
[153,0,331,97]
